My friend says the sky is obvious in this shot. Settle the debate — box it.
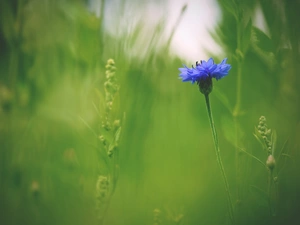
[164,0,222,62]
[88,0,222,62]
[88,0,267,63]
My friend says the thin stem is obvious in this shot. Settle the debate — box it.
[99,0,106,62]
[233,21,243,217]
[233,63,242,116]
[239,148,266,168]
[273,175,278,217]
[267,170,272,216]
[235,20,242,115]
[234,116,240,203]
[204,94,235,225]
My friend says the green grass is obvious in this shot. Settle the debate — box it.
[1,0,300,225]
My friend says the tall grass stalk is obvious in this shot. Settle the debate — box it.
[233,60,242,214]
[204,94,235,225]
[267,170,273,216]
[233,19,243,216]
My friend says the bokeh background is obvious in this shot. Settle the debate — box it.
[0,0,300,225]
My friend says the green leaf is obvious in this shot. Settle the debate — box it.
[251,27,273,51]
[239,147,265,168]
[271,130,277,155]
[0,1,16,44]
[114,127,122,144]
[98,125,114,144]
[241,19,252,54]
[221,0,239,20]
[251,27,277,71]
[254,126,266,150]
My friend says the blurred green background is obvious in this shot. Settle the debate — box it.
[0,0,300,225]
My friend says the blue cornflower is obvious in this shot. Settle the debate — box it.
[178,65,201,84]
[178,58,231,95]
[179,58,231,82]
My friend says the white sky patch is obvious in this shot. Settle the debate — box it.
[88,0,223,62]
[165,0,222,62]
[253,2,270,37]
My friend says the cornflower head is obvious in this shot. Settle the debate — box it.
[178,58,231,95]
[178,57,235,224]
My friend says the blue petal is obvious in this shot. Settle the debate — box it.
[178,58,231,83]
[196,58,217,77]
[179,65,200,83]
[205,58,214,67]
[211,58,231,80]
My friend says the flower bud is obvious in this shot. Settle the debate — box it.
[266,155,276,170]
[153,208,161,225]
[259,116,266,122]
[99,135,106,146]
[96,176,109,203]
[266,129,271,135]
[30,180,40,197]
[262,135,267,141]
[107,149,113,157]
[113,120,120,128]
[102,121,111,131]
[107,59,115,66]
[267,146,272,154]
[260,126,266,132]
[104,81,112,90]
[198,77,213,96]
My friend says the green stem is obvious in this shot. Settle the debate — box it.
[99,0,106,62]
[233,62,242,116]
[233,115,240,214]
[204,94,235,225]
[233,21,243,217]
[267,170,275,217]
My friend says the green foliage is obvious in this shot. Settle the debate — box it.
[0,0,300,225]
[241,18,252,54]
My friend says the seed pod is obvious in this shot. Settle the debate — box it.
[153,208,161,225]
[266,155,276,170]
[30,180,40,197]
[96,176,109,203]
[113,120,120,129]
[259,116,266,122]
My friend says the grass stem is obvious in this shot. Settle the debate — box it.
[204,94,235,225]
